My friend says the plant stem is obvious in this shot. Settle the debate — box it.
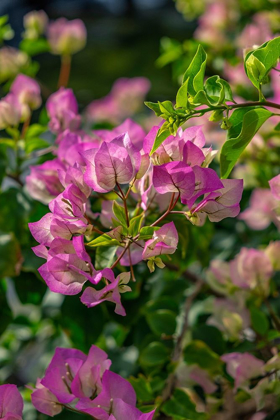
[264,299,280,332]
[195,100,280,117]
[151,193,179,227]
[160,278,204,404]
[110,244,130,269]
[58,55,72,88]
[21,115,31,138]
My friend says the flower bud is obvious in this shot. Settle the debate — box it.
[11,74,41,110]
[47,18,87,56]
[0,94,21,129]
[23,10,48,40]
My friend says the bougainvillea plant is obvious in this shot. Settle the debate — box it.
[0,6,280,420]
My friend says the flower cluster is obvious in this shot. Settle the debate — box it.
[240,173,280,231]
[0,73,41,130]
[206,241,280,339]
[28,88,243,315]
[86,77,151,125]
[30,345,155,420]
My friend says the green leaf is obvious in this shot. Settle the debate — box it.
[87,234,120,248]
[20,38,50,56]
[150,128,171,155]
[95,246,118,270]
[146,309,177,336]
[129,375,154,403]
[25,124,48,139]
[162,388,206,420]
[220,107,273,178]
[113,201,127,227]
[0,232,22,277]
[25,137,49,154]
[140,342,169,367]
[182,45,207,97]
[159,100,174,116]
[129,214,143,236]
[244,37,280,89]
[194,75,234,106]
[0,15,8,26]
[138,226,160,240]
[145,101,162,117]
[145,296,179,314]
[183,340,222,373]
[250,306,269,336]
[192,325,226,355]
[0,145,7,185]
[176,78,189,108]
[0,279,12,335]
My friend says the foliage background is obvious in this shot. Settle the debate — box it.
[0,0,280,419]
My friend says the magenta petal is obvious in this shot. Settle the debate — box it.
[0,384,23,418]
[29,213,54,246]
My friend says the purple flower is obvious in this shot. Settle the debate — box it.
[11,74,41,110]
[41,347,87,404]
[76,370,154,420]
[142,222,178,260]
[144,125,206,165]
[152,161,195,202]
[0,384,23,420]
[26,159,65,204]
[191,179,243,222]
[71,345,112,398]
[31,380,62,417]
[83,133,141,193]
[47,18,87,56]
[37,236,95,295]
[183,166,224,208]
[239,188,280,230]
[86,78,150,125]
[81,269,131,316]
[46,88,81,133]
[269,174,280,200]
[229,248,273,294]
[221,353,265,391]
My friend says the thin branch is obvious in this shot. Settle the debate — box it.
[160,278,204,404]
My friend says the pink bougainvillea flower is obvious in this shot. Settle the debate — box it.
[47,18,87,56]
[221,353,265,391]
[0,384,23,420]
[33,236,94,295]
[83,133,141,193]
[46,88,81,133]
[183,166,224,208]
[142,222,178,260]
[229,248,273,294]
[86,78,150,125]
[152,161,195,202]
[239,188,280,230]
[269,174,280,200]
[94,119,146,151]
[144,125,206,165]
[191,179,243,222]
[77,370,155,420]
[11,74,41,110]
[31,380,62,417]
[26,159,65,204]
[41,347,87,404]
[71,345,111,398]
[81,269,131,316]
